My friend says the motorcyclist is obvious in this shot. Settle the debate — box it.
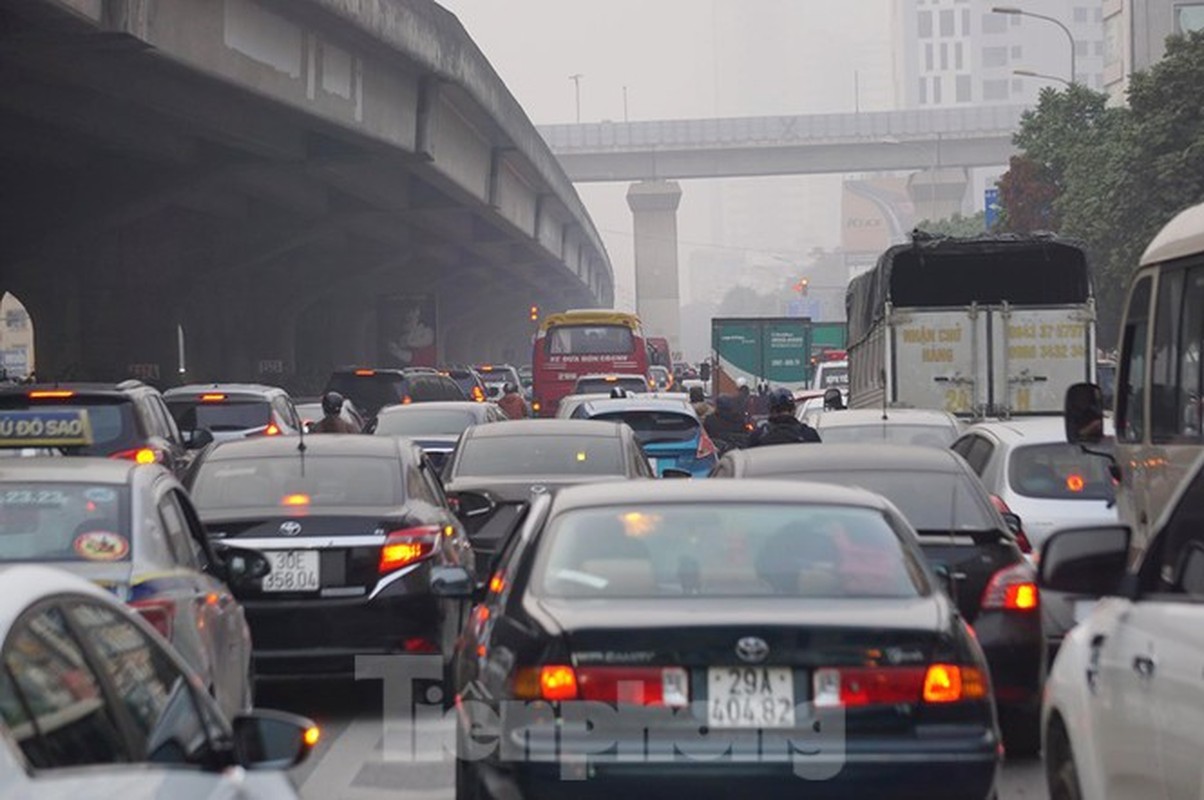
[704,394,751,451]
[311,391,360,433]
[497,382,528,419]
[689,386,713,419]
[747,388,821,447]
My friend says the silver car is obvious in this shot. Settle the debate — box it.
[952,415,1119,654]
[0,457,260,718]
[0,564,315,799]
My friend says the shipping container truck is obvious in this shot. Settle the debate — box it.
[711,318,812,396]
[845,234,1096,417]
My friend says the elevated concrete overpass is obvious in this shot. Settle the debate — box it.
[1,0,612,388]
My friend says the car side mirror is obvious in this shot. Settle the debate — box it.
[215,544,271,587]
[1000,511,1023,537]
[661,468,693,479]
[232,709,319,769]
[1039,526,1131,595]
[430,565,474,598]
[1065,383,1105,445]
[1175,542,1204,594]
[189,428,215,450]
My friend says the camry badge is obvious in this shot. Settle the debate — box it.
[735,636,770,664]
[279,521,303,537]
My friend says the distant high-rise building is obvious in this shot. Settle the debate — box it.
[895,0,1106,109]
[1103,0,1204,103]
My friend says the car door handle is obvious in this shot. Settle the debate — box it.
[1133,655,1157,679]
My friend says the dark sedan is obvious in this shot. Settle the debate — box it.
[188,435,473,684]
[442,419,653,565]
[712,444,1044,755]
[370,401,507,472]
[444,480,1000,800]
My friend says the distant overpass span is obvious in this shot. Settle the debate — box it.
[539,105,1024,182]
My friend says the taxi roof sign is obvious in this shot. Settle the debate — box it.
[0,409,94,448]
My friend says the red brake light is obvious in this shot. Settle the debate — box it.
[981,562,1039,612]
[1066,473,1085,493]
[200,393,226,402]
[813,664,986,707]
[110,448,161,465]
[472,386,486,403]
[130,599,175,640]
[28,390,75,399]
[379,525,440,573]
[264,423,281,436]
[401,395,413,405]
[696,427,717,459]
[355,369,376,376]
[281,493,311,507]
[538,665,578,701]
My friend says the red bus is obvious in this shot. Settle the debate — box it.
[531,310,649,416]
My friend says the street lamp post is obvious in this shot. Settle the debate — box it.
[569,74,584,123]
[1013,68,1072,87]
[992,6,1076,85]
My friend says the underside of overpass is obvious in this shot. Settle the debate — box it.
[0,0,611,392]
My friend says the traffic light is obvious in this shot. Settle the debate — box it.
[793,278,810,296]
[529,304,539,321]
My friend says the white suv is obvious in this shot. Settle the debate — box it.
[1040,452,1204,799]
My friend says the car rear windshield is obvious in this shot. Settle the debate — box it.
[592,411,698,444]
[575,378,649,395]
[817,365,848,388]
[327,373,406,416]
[0,482,131,562]
[0,398,138,457]
[1008,442,1116,501]
[456,435,623,477]
[167,400,270,432]
[818,423,954,448]
[534,504,927,599]
[374,409,478,437]
[191,456,403,509]
[772,469,995,532]
[546,325,635,355]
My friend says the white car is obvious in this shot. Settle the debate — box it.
[953,417,1120,656]
[1040,452,1204,799]
[0,564,316,799]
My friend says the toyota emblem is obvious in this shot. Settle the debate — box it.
[735,636,770,664]
[279,521,303,537]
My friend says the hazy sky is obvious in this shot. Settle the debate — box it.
[437,1,897,308]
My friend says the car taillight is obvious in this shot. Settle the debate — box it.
[130,599,175,640]
[981,562,1039,612]
[471,386,486,402]
[379,525,440,574]
[263,422,281,436]
[110,447,161,465]
[696,427,717,459]
[813,664,987,707]
[514,665,689,706]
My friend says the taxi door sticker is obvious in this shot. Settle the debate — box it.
[73,531,130,561]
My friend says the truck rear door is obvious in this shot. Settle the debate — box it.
[992,305,1094,415]
[891,308,988,415]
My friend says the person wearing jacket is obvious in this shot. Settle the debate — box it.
[747,388,821,447]
[704,394,751,451]
[497,382,529,419]
[311,391,361,433]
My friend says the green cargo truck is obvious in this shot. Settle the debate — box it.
[711,317,816,396]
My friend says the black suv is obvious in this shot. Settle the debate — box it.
[325,368,466,419]
[0,381,193,477]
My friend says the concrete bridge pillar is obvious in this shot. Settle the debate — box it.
[908,167,970,222]
[627,181,683,356]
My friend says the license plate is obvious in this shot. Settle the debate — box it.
[262,550,320,593]
[707,667,795,728]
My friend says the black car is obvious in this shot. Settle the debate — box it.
[0,381,194,477]
[187,435,473,683]
[444,480,1000,800]
[442,419,654,566]
[164,383,302,444]
[370,400,507,472]
[325,367,467,419]
[712,444,1044,755]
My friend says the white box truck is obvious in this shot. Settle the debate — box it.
[845,234,1096,418]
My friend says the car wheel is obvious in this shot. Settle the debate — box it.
[1046,720,1083,800]
[1001,707,1041,758]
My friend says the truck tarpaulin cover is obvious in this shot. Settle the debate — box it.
[846,234,1093,345]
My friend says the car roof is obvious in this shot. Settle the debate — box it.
[466,419,626,438]
[552,477,896,513]
[0,382,148,399]
[0,456,139,483]
[377,401,490,415]
[578,397,697,417]
[164,383,285,398]
[203,434,405,461]
[729,443,966,475]
[814,408,958,428]
[0,564,115,639]
[959,414,1114,444]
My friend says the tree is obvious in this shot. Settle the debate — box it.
[996,156,1060,233]
[915,211,989,237]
